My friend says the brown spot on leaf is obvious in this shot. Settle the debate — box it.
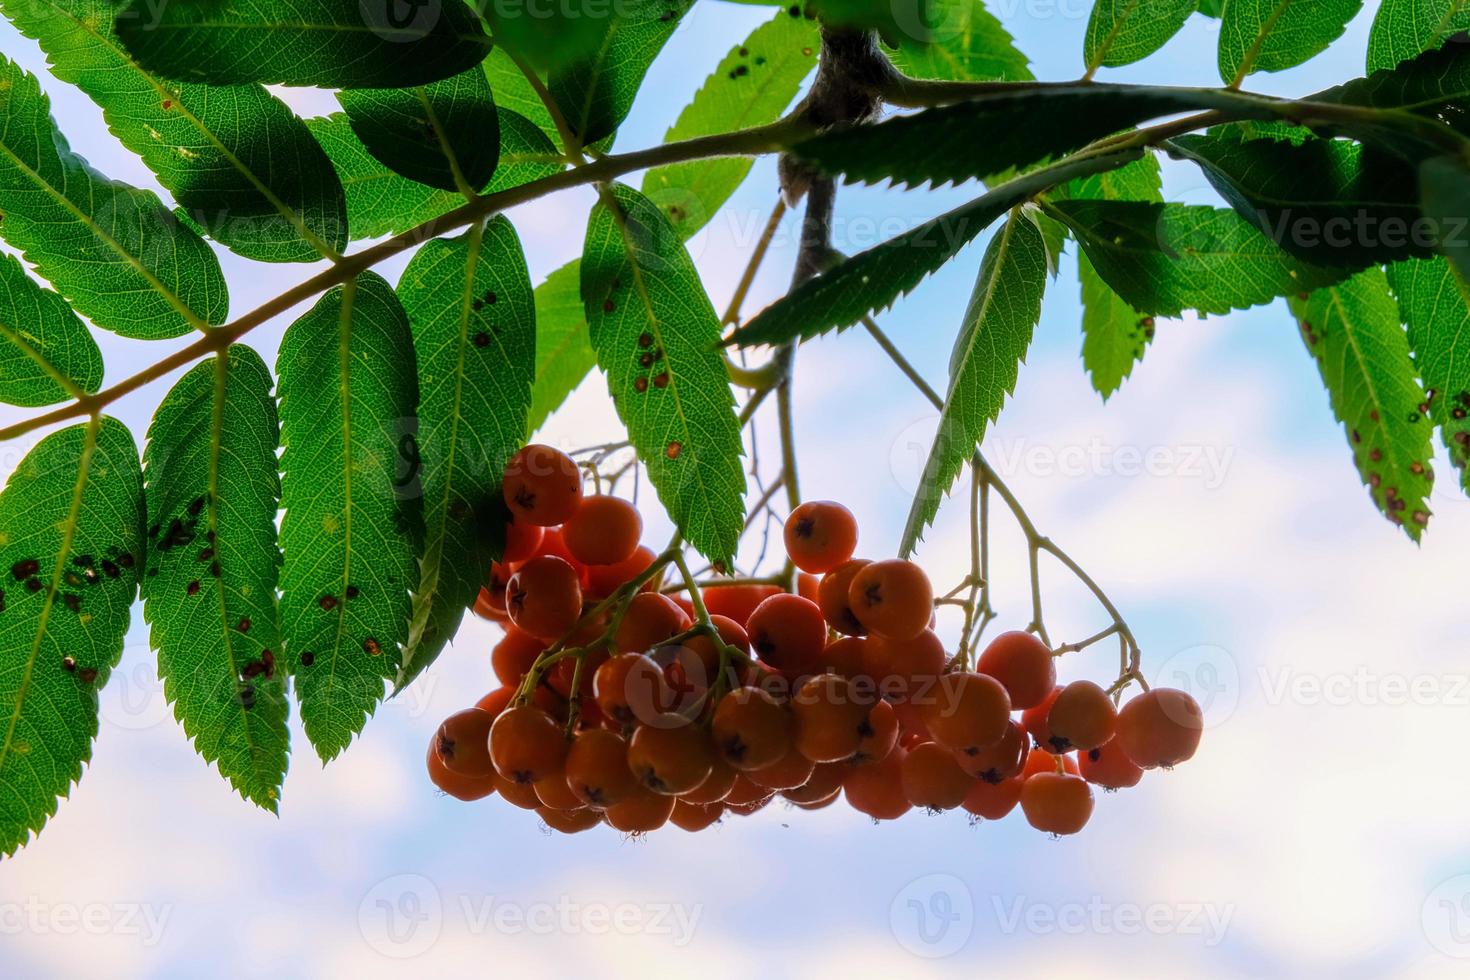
[665,441,682,460]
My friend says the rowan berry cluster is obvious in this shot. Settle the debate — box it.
[426,445,1203,836]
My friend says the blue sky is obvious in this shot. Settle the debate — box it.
[6,2,1470,978]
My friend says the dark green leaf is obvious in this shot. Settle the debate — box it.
[1387,256,1470,491]
[1218,0,1362,84]
[1169,130,1428,268]
[1289,268,1434,538]
[729,149,1145,347]
[548,0,693,145]
[0,57,227,338]
[2,0,347,263]
[789,86,1261,189]
[1366,0,1470,72]
[1419,155,1470,285]
[483,1,612,72]
[114,0,491,88]
[0,254,102,407]
[641,11,818,240]
[901,211,1048,554]
[887,0,1034,82]
[1054,150,1163,202]
[527,260,597,436]
[1085,0,1198,71]
[277,274,421,762]
[0,418,143,857]
[398,218,535,687]
[339,68,499,193]
[485,109,564,194]
[582,184,746,564]
[142,346,286,810]
[1080,252,1157,399]
[483,45,558,140]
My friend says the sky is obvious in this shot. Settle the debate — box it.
[6,1,1470,977]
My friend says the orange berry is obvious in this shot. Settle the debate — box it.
[1080,738,1143,790]
[563,495,643,566]
[502,518,545,563]
[744,744,816,790]
[494,772,543,809]
[614,592,691,654]
[585,544,656,600]
[783,762,847,805]
[843,743,911,820]
[627,717,714,795]
[681,755,738,804]
[670,800,724,832]
[848,559,933,640]
[489,704,567,784]
[491,627,544,687]
[475,560,517,620]
[1046,679,1118,752]
[962,774,1023,820]
[1116,688,1203,769]
[724,774,775,807]
[712,686,792,771]
[503,443,583,526]
[901,740,975,810]
[701,584,781,627]
[426,740,496,801]
[538,806,601,834]
[1020,685,1063,750]
[852,698,900,764]
[604,783,675,833]
[547,646,607,699]
[791,672,873,763]
[432,707,497,778]
[863,629,946,703]
[475,687,515,716]
[1020,771,1094,835]
[506,556,583,641]
[725,793,773,817]
[953,717,1029,782]
[977,630,1056,709]
[817,559,870,636]
[593,652,670,727]
[534,763,585,810]
[1021,746,1079,779]
[564,728,639,808]
[790,789,841,811]
[746,593,827,677]
[681,614,750,679]
[784,500,859,574]
[921,670,1010,756]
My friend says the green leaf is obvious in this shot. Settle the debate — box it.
[0,254,102,407]
[142,346,286,810]
[1054,149,1163,202]
[1420,155,1470,285]
[789,86,1261,189]
[483,1,613,73]
[1199,0,1224,15]
[1169,130,1427,269]
[114,0,492,88]
[1387,256,1470,492]
[1049,199,1347,317]
[277,274,421,762]
[483,45,558,140]
[398,218,535,687]
[729,148,1146,348]
[641,11,818,241]
[1218,0,1363,84]
[901,211,1048,555]
[0,418,143,857]
[310,110,559,240]
[582,184,746,564]
[1080,252,1156,399]
[1085,0,1199,71]
[1,0,347,263]
[1289,269,1435,539]
[339,68,499,194]
[548,0,693,145]
[887,0,1034,82]
[0,56,227,338]
[528,260,597,436]
[1366,0,1470,72]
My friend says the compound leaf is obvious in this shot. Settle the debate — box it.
[1218,0,1362,84]
[0,254,102,407]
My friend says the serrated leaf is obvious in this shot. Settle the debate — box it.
[1054,150,1163,202]
[142,346,286,810]
[114,0,491,89]
[887,0,1033,82]
[339,68,499,194]
[1218,0,1362,84]
[0,417,143,857]
[1085,0,1198,71]
[641,11,818,240]
[582,183,746,564]
[789,86,1260,189]
[1169,130,1427,269]
[1289,269,1434,538]
[1387,256,1470,491]
[1367,0,1470,72]
[0,254,102,407]
[1,0,347,263]
[0,56,226,338]
[730,148,1145,348]
[901,211,1048,555]
[1049,199,1347,317]
[398,218,534,687]
[527,260,597,436]
[310,110,559,240]
[548,0,693,145]
[1079,251,1156,399]
[277,274,421,762]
